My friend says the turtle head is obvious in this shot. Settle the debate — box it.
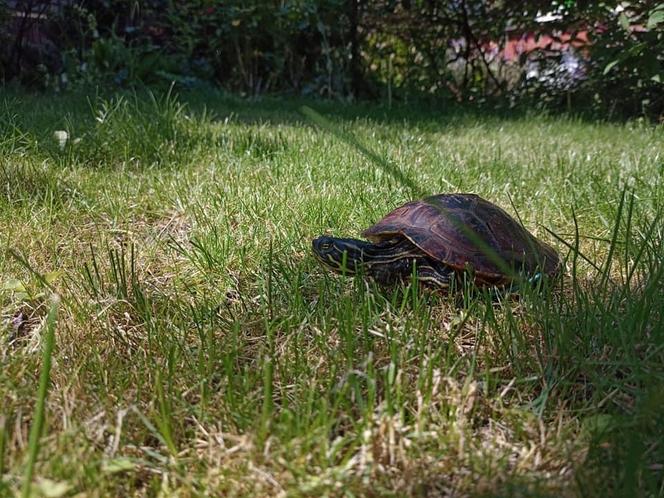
[312,235,423,279]
[312,236,370,274]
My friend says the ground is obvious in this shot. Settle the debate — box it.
[0,89,662,497]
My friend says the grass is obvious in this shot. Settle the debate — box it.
[0,87,663,497]
[22,297,59,498]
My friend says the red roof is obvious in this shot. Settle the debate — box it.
[497,31,591,61]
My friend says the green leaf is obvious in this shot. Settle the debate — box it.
[43,271,63,285]
[15,292,31,302]
[603,60,620,75]
[33,479,71,498]
[1,278,26,293]
[102,457,136,474]
[652,74,662,83]
[619,12,630,31]
[647,10,664,29]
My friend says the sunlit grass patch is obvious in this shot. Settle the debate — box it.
[0,89,662,497]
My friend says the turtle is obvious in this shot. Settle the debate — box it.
[311,193,560,290]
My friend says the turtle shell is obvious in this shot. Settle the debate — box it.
[362,193,559,284]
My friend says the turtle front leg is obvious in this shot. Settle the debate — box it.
[414,260,455,289]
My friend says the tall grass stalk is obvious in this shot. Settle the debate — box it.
[21,297,60,498]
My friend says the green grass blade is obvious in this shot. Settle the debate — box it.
[21,296,60,498]
[600,188,627,294]
[0,416,6,478]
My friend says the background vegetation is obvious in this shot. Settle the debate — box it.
[1,0,663,119]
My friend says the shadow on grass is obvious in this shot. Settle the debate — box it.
[1,88,217,169]
[182,91,578,134]
[0,86,607,161]
[0,162,79,207]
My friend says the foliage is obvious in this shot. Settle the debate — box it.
[0,1,662,117]
[587,2,664,119]
[0,0,63,87]
[163,0,351,96]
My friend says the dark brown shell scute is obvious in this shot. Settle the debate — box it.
[362,193,560,279]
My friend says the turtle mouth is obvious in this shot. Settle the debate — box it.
[314,253,358,274]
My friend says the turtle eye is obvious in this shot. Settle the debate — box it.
[319,241,332,251]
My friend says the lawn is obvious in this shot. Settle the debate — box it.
[1,89,663,497]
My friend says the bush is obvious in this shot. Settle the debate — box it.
[585,3,664,120]
[0,0,662,119]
